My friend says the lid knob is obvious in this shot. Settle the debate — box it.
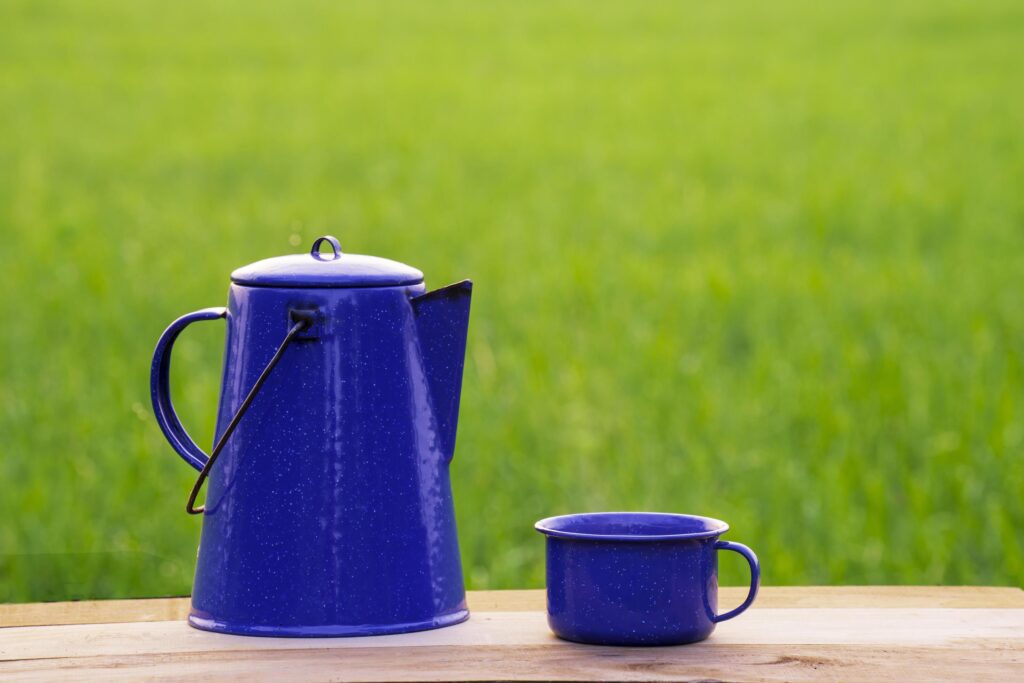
[311,235,343,261]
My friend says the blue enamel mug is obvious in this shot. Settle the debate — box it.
[535,512,760,646]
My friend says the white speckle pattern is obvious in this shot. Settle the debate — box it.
[538,512,758,645]
[177,278,472,637]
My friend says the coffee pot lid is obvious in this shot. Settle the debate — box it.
[231,236,424,288]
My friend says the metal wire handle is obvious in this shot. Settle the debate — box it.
[186,314,312,515]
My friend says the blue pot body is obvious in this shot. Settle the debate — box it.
[151,263,473,637]
[536,513,760,646]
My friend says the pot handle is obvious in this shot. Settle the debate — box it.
[713,541,761,622]
[150,307,228,473]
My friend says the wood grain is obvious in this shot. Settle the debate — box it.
[2,586,1022,629]
[2,644,1022,683]
[0,589,1022,681]
[1,613,1022,682]
[3,609,1023,661]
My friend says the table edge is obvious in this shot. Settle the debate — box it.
[2,586,1022,629]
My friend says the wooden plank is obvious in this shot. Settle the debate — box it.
[467,586,1024,611]
[2,609,1022,661]
[1,601,1021,681]
[3,643,1022,683]
[0,597,191,629]
[2,586,1022,629]
[719,585,1024,609]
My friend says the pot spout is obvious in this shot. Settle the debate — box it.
[411,280,473,461]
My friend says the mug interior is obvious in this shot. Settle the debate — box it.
[535,512,728,541]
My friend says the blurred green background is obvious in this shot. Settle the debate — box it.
[1,0,1022,602]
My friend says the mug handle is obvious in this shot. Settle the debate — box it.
[713,540,761,622]
[150,307,227,473]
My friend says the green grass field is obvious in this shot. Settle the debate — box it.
[1,0,1022,601]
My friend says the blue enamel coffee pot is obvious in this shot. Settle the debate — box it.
[150,236,472,637]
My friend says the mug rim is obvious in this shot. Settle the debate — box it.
[534,511,729,542]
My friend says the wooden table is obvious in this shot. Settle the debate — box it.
[2,587,1022,681]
